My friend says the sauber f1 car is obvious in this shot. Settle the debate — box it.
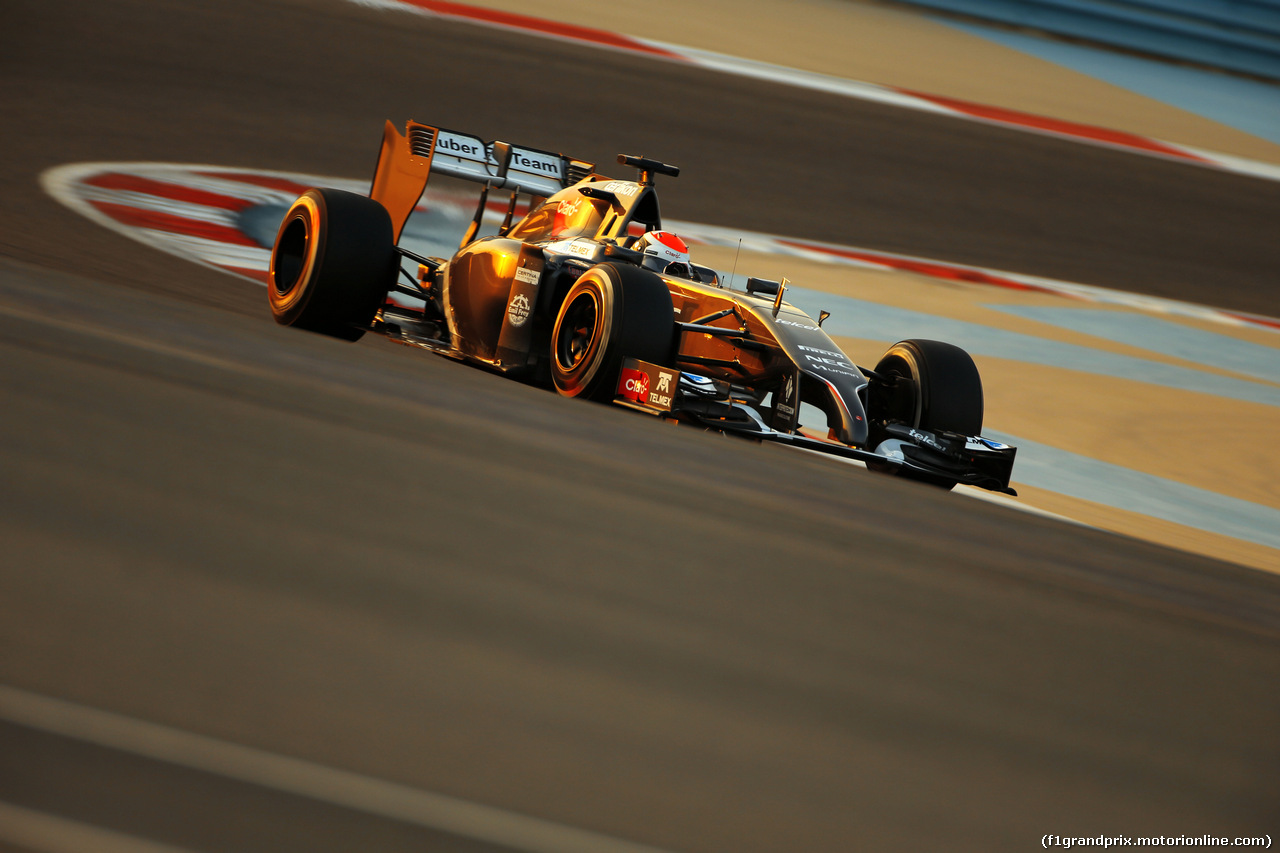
[268,121,1016,493]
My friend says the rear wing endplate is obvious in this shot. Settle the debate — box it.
[370,120,595,242]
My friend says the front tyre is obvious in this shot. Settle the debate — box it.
[268,188,397,341]
[867,339,984,489]
[550,263,674,401]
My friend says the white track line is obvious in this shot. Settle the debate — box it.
[0,684,678,853]
[954,485,1094,527]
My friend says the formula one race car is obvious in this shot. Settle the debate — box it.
[268,120,1016,493]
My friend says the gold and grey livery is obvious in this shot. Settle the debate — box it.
[267,120,1016,494]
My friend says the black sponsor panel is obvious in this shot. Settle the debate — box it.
[770,370,801,432]
[615,358,680,413]
[495,256,543,367]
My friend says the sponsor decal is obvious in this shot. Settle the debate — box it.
[436,132,485,159]
[776,318,817,330]
[601,181,639,197]
[810,364,862,379]
[558,197,582,217]
[507,293,531,327]
[641,368,677,408]
[510,149,561,178]
[907,428,953,454]
[797,344,858,376]
[514,266,540,285]
[803,354,857,373]
[567,240,594,257]
[618,366,650,403]
[798,344,851,362]
[615,360,679,411]
[777,375,797,417]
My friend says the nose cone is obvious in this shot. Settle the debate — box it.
[821,373,869,447]
[841,396,869,446]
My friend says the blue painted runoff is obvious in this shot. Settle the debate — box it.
[986,430,1280,553]
[786,287,1280,408]
[939,19,1280,147]
[986,305,1280,385]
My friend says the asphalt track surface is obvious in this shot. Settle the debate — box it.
[2,1,1279,851]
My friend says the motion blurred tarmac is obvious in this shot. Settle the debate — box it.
[416,0,1280,572]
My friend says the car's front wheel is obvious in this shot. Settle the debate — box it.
[268,188,397,341]
[550,262,674,400]
[866,338,984,489]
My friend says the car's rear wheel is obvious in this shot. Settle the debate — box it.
[268,188,397,341]
[866,339,984,489]
[550,262,674,400]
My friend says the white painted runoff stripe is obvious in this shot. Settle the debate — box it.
[42,161,1280,334]
[0,801,199,853]
[0,685,678,853]
[666,221,1280,333]
[954,485,1096,527]
[352,0,1280,185]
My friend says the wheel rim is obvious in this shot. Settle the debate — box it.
[556,290,600,372]
[878,354,922,428]
[272,214,309,297]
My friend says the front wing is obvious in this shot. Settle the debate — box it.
[614,359,1017,494]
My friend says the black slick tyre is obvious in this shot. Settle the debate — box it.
[268,188,397,341]
[550,262,674,401]
[867,339,984,489]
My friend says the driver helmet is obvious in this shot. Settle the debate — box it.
[635,230,692,277]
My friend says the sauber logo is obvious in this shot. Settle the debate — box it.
[618,367,649,402]
[436,134,483,157]
[511,151,559,175]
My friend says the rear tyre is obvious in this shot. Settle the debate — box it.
[866,339,984,490]
[268,188,397,341]
[550,263,674,401]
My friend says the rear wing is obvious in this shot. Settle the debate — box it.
[370,120,595,241]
